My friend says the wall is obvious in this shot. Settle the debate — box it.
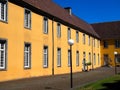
[101,39,120,66]
[0,2,101,82]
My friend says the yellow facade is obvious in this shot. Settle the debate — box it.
[0,2,100,82]
[101,40,120,66]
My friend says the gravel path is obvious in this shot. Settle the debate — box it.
[0,67,119,90]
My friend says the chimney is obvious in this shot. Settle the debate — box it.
[64,7,72,15]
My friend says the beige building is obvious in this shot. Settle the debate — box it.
[0,0,100,82]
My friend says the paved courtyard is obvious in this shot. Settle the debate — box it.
[0,67,119,90]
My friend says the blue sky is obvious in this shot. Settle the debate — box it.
[53,0,120,24]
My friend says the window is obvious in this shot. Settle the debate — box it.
[24,9,31,29]
[83,34,85,44]
[97,40,99,48]
[89,53,91,62]
[94,38,95,47]
[57,23,61,37]
[0,40,6,70]
[115,40,120,48]
[88,36,90,46]
[103,41,108,48]
[43,17,48,34]
[76,51,79,66]
[98,54,100,65]
[68,28,71,40]
[76,31,79,43]
[43,46,48,67]
[94,53,96,65]
[57,48,61,67]
[104,54,109,66]
[0,0,7,22]
[68,50,70,66]
[24,43,31,69]
[83,52,86,58]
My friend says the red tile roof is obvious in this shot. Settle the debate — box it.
[9,0,99,38]
[91,21,120,40]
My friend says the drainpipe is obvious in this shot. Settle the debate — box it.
[92,38,94,70]
[52,18,54,75]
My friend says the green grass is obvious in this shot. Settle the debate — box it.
[77,75,120,90]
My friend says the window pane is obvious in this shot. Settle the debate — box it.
[76,51,79,66]
[57,48,61,66]
[24,44,31,68]
[76,31,79,42]
[44,17,48,34]
[83,34,85,44]
[0,1,7,21]
[57,23,61,37]
[104,41,108,48]
[0,40,6,69]
[68,28,71,40]
[68,50,70,66]
[43,46,48,67]
[24,9,31,28]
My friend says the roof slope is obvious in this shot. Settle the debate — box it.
[14,0,99,38]
[91,21,120,40]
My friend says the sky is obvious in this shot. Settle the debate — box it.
[53,0,120,24]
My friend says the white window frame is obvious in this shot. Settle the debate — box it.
[0,0,7,22]
[94,53,96,65]
[83,52,86,58]
[43,17,48,34]
[98,54,100,65]
[88,36,90,46]
[24,43,31,69]
[115,40,120,48]
[0,40,6,70]
[68,50,70,67]
[43,46,48,68]
[76,51,79,66]
[24,9,31,29]
[83,34,85,44]
[103,40,108,48]
[57,23,61,38]
[57,48,61,67]
[76,31,79,43]
[89,53,91,62]
[97,40,99,48]
[68,28,71,40]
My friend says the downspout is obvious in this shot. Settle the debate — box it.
[92,38,94,70]
[52,18,54,75]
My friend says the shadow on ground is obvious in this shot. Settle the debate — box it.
[99,80,120,90]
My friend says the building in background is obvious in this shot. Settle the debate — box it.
[0,0,100,82]
[92,21,120,66]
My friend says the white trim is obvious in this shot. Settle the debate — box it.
[44,17,48,34]
[24,9,31,29]
[76,51,79,66]
[24,44,31,68]
[57,48,61,67]
[76,31,79,43]
[68,50,70,66]
[0,42,6,69]
[43,46,48,67]
[0,1,7,21]
[57,23,61,37]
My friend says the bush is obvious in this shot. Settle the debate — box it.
[85,62,91,66]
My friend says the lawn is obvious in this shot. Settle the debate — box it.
[77,75,120,90]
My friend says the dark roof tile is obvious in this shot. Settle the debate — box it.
[11,0,99,38]
[91,21,120,40]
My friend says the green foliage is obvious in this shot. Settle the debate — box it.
[77,75,120,90]
[85,62,91,66]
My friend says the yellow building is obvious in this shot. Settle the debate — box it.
[0,0,100,82]
[92,21,120,66]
